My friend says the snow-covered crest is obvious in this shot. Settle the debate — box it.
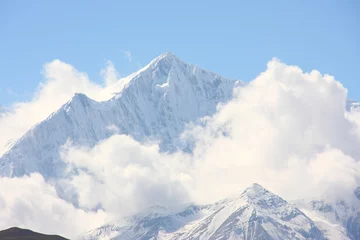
[80,183,326,240]
[0,52,242,179]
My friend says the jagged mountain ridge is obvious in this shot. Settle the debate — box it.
[80,183,327,240]
[0,52,243,179]
[0,54,358,179]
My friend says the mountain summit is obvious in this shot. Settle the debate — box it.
[0,53,243,179]
[80,183,325,240]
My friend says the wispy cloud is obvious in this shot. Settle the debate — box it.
[123,50,132,62]
[0,173,107,238]
[6,88,18,97]
[100,60,120,86]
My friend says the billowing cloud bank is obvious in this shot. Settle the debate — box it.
[0,58,359,238]
[185,59,360,202]
[0,174,107,238]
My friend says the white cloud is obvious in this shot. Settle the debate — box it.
[1,58,360,237]
[106,124,120,134]
[6,88,18,97]
[0,173,108,239]
[100,60,120,86]
[123,50,132,62]
[182,59,360,203]
[61,135,191,216]
[0,60,123,155]
[61,59,360,210]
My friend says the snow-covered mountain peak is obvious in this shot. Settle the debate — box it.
[81,184,326,240]
[222,183,288,211]
[242,183,268,197]
[116,52,234,96]
[0,53,242,178]
[149,52,182,66]
[72,92,90,101]
[65,93,94,108]
[121,52,184,83]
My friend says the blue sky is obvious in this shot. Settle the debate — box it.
[0,0,359,106]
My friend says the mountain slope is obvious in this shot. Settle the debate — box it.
[0,227,68,240]
[80,184,326,240]
[0,52,242,179]
[298,193,360,240]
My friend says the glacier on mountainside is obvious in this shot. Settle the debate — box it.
[0,52,243,179]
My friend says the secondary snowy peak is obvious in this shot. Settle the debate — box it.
[0,53,242,178]
[81,184,326,240]
[80,204,210,240]
[202,184,325,240]
[300,193,360,240]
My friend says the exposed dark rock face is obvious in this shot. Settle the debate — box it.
[0,227,68,240]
